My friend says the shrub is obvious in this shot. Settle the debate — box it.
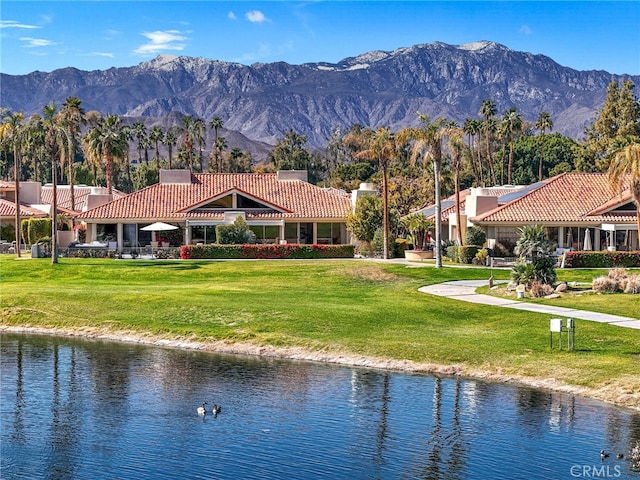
[215,217,256,245]
[446,245,459,262]
[624,275,640,294]
[472,248,489,266]
[530,281,555,298]
[181,244,355,260]
[511,257,557,287]
[0,224,15,242]
[564,251,640,268]
[458,245,480,264]
[465,226,486,247]
[592,275,620,293]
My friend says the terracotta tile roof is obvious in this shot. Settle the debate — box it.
[471,173,635,225]
[40,185,127,213]
[76,173,352,221]
[416,186,528,221]
[0,199,48,219]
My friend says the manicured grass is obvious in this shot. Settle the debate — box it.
[478,268,640,319]
[1,257,639,408]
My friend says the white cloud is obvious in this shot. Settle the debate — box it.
[86,52,115,58]
[0,20,40,29]
[20,37,55,48]
[246,10,269,23]
[228,11,237,20]
[134,30,187,55]
[519,25,533,35]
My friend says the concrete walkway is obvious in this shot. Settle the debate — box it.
[419,280,640,329]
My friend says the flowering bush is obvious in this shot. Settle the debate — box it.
[181,244,355,260]
[564,251,640,268]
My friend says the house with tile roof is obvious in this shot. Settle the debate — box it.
[414,172,638,252]
[75,170,355,251]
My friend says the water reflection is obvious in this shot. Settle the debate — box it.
[1,333,639,480]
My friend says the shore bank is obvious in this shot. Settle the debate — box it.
[3,324,638,412]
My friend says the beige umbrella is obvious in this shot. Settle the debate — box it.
[583,228,592,251]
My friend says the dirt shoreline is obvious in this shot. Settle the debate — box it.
[2,324,639,412]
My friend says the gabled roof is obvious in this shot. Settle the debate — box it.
[471,172,635,225]
[76,173,352,221]
[415,185,529,221]
[40,185,127,213]
[0,199,48,219]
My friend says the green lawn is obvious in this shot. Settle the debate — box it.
[1,257,639,408]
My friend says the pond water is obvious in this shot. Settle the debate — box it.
[1,333,639,480]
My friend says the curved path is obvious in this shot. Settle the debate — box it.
[419,280,640,329]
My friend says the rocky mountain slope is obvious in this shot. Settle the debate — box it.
[2,41,638,148]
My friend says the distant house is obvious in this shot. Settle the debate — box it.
[414,173,638,252]
[75,170,357,251]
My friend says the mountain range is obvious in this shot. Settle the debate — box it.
[2,40,638,157]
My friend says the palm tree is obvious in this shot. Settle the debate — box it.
[193,118,206,171]
[179,115,196,171]
[58,97,85,211]
[463,118,483,186]
[445,122,466,246]
[209,117,223,171]
[479,99,497,185]
[354,126,398,259]
[148,126,164,170]
[535,112,553,182]
[163,126,179,169]
[399,115,447,267]
[24,114,46,182]
[502,107,523,184]
[608,142,640,242]
[3,112,25,257]
[43,101,70,264]
[83,114,128,194]
[131,122,147,165]
[212,137,228,172]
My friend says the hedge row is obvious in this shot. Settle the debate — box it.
[564,251,640,268]
[181,244,355,260]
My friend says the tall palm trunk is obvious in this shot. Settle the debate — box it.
[13,147,21,258]
[381,161,390,260]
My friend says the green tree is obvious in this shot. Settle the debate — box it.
[82,114,129,194]
[501,107,523,185]
[608,142,640,237]
[354,127,398,259]
[268,130,313,171]
[586,80,640,169]
[479,99,497,185]
[193,117,206,172]
[163,126,179,169]
[346,194,383,252]
[535,112,553,181]
[512,224,556,286]
[399,115,447,267]
[179,115,196,172]
[131,121,147,165]
[463,118,483,186]
[58,97,85,210]
[445,121,466,245]
[149,126,164,170]
[2,111,25,257]
[209,117,224,171]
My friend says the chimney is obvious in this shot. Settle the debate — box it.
[466,188,499,217]
[351,182,378,211]
[276,170,308,182]
[19,182,42,204]
[160,169,192,184]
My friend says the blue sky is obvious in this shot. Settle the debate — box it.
[1,1,639,76]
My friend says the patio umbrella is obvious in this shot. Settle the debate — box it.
[140,222,178,233]
[140,222,178,256]
[583,228,592,251]
[566,228,574,249]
